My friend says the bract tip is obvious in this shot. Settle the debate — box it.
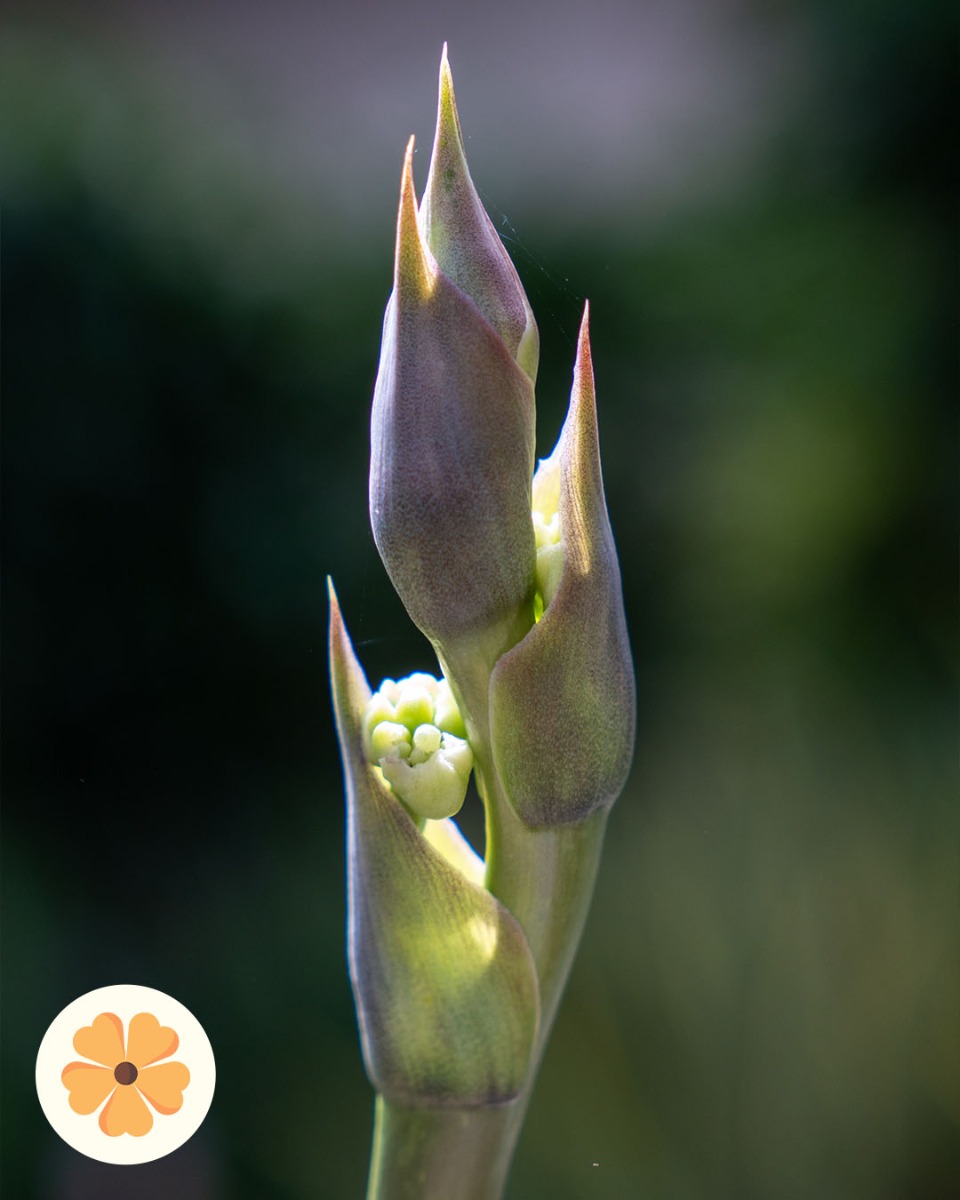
[395,136,434,298]
[436,44,463,149]
[573,301,595,406]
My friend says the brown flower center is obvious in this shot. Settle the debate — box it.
[114,1061,138,1086]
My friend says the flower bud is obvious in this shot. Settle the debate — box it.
[488,306,636,826]
[531,450,564,616]
[363,673,473,821]
[328,581,540,1107]
[369,60,537,683]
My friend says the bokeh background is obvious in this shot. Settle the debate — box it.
[2,1,955,1196]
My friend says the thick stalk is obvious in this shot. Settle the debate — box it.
[481,774,607,1041]
[473,778,608,1180]
[366,1097,521,1200]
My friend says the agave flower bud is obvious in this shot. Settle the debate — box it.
[363,673,473,821]
[369,54,538,683]
[489,306,636,826]
[329,581,540,1107]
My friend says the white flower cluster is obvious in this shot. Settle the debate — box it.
[362,673,473,820]
[532,452,563,614]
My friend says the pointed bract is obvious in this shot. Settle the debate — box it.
[395,136,435,302]
[488,307,636,826]
[329,582,540,1106]
[420,46,539,382]
[370,141,537,676]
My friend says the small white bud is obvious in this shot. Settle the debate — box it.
[363,672,474,819]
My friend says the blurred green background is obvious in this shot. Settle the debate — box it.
[2,1,955,1197]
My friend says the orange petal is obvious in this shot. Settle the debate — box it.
[98,1083,153,1137]
[61,1062,116,1114]
[136,1061,190,1115]
[126,1011,179,1067]
[73,1012,124,1067]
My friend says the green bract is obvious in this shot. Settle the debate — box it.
[329,584,540,1107]
[488,308,636,826]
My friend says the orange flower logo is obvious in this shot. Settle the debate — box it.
[61,1011,191,1137]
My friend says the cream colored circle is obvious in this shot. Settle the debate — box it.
[36,984,216,1165]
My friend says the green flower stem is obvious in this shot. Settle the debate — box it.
[482,782,608,1041]
[367,1097,521,1200]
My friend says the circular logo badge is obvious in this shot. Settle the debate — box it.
[36,984,215,1164]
